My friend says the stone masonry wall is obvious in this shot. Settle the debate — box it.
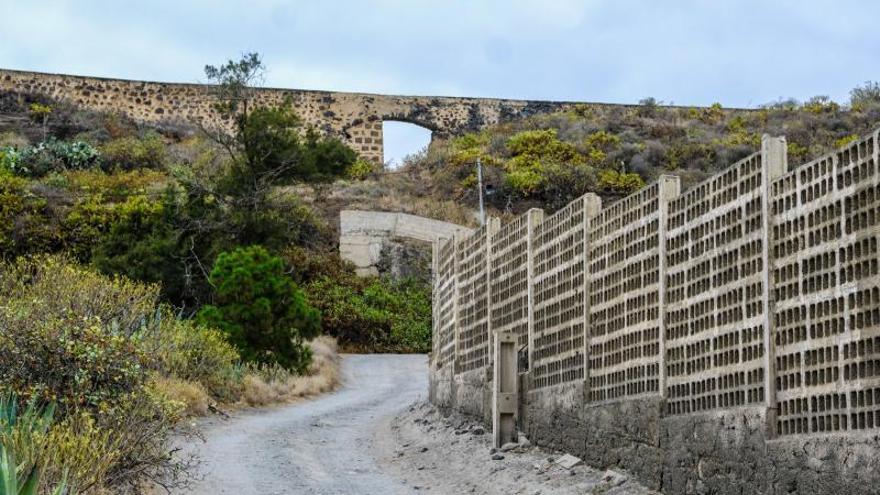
[0,68,748,164]
[429,128,880,494]
[0,68,582,163]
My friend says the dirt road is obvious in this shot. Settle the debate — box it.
[174,354,427,495]
[175,354,654,495]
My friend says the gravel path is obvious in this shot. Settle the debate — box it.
[375,402,658,495]
[173,354,655,494]
[172,354,427,495]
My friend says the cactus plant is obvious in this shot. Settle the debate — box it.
[0,395,67,495]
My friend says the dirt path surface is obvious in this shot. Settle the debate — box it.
[173,354,427,495]
[174,354,655,494]
[376,402,658,495]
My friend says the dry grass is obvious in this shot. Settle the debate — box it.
[150,376,212,417]
[240,336,341,408]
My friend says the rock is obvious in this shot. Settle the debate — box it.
[489,447,498,454]
[419,447,429,453]
[601,469,628,486]
[454,429,467,435]
[491,453,505,461]
[517,433,531,448]
[471,426,485,435]
[555,454,583,469]
[500,442,519,452]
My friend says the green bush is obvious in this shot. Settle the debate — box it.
[139,312,241,400]
[91,192,184,300]
[597,169,646,194]
[196,246,321,372]
[306,274,431,353]
[11,139,100,177]
[99,132,167,171]
[0,146,20,175]
[0,257,181,491]
[347,158,379,180]
[504,129,585,195]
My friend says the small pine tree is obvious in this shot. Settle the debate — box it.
[197,245,321,372]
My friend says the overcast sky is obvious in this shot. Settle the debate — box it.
[2,0,878,163]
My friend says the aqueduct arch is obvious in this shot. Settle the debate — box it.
[0,68,586,163]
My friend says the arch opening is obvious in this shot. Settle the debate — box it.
[382,121,432,169]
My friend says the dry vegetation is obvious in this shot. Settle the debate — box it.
[239,336,341,408]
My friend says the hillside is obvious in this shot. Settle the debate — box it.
[383,89,880,219]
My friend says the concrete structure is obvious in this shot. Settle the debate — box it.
[339,210,471,276]
[429,129,880,494]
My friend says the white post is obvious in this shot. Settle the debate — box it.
[493,331,518,448]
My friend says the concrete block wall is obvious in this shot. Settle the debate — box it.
[429,128,880,493]
[770,130,880,436]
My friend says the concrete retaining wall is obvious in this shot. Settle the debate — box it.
[429,129,880,493]
[339,210,471,276]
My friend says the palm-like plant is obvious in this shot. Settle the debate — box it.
[0,394,67,495]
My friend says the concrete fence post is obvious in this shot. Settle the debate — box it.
[485,217,501,374]
[493,331,518,448]
[761,134,787,437]
[582,194,602,399]
[526,208,544,371]
[657,175,681,399]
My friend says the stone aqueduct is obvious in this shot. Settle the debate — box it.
[0,67,597,163]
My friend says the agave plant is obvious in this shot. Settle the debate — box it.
[0,394,67,495]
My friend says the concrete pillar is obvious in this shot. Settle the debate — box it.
[450,233,461,374]
[656,175,681,398]
[485,217,501,372]
[493,331,518,448]
[761,134,788,437]
[526,208,544,371]
[582,193,603,398]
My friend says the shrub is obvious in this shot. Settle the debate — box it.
[90,193,184,300]
[504,129,584,195]
[597,169,646,194]
[0,293,149,415]
[0,146,20,174]
[0,175,28,256]
[305,275,432,352]
[139,312,240,400]
[0,255,158,336]
[12,139,100,177]
[347,158,379,180]
[850,81,880,110]
[100,132,167,170]
[803,95,840,114]
[0,257,179,491]
[834,134,860,149]
[196,246,321,372]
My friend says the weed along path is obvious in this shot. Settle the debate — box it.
[173,354,427,495]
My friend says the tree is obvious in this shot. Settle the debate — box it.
[203,53,355,197]
[196,246,321,371]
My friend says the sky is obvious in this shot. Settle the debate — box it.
[2,0,878,164]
